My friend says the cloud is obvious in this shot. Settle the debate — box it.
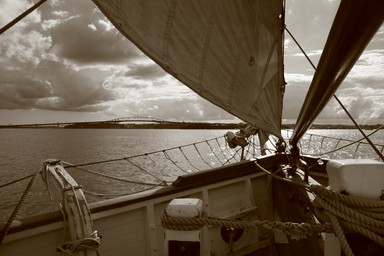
[0,0,42,29]
[0,56,120,112]
[49,16,141,64]
[0,0,382,126]
[124,64,168,80]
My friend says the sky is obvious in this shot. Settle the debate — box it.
[0,0,383,125]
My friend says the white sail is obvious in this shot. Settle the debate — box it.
[93,0,285,138]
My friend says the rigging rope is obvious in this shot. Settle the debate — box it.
[0,174,34,189]
[285,25,384,161]
[300,126,384,157]
[0,168,41,245]
[62,160,166,187]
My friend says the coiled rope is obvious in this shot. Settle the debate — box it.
[310,184,384,256]
[56,230,100,255]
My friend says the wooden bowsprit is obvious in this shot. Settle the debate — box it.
[41,159,100,256]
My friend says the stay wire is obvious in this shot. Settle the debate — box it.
[0,174,34,189]
[285,25,384,161]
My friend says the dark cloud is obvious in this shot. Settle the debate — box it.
[38,60,121,111]
[0,58,120,112]
[29,0,143,65]
[124,64,167,80]
[50,17,141,64]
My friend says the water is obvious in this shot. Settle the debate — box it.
[0,129,230,222]
[1,128,384,223]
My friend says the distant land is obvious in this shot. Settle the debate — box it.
[1,122,383,130]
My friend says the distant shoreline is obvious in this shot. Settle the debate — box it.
[1,122,382,130]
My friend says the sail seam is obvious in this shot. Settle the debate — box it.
[162,0,178,67]
[228,5,244,112]
[198,0,216,89]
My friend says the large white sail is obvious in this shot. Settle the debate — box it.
[93,0,285,137]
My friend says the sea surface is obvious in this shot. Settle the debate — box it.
[1,128,384,223]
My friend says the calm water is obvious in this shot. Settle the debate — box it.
[1,128,383,223]
[0,129,230,222]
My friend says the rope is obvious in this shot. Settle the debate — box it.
[162,150,189,173]
[223,147,242,165]
[62,160,166,187]
[63,136,230,169]
[161,213,331,241]
[302,127,384,157]
[179,147,200,171]
[205,140,225,166]
[286,24,384,160]
[56,231,100,255]
[310,184,384,255]
[0,174,34,189]
[193,143,214,168]
[0,168,41,245]
[124,158,167,185]
[214,137,233,163]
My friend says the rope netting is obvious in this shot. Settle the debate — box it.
[0,134,260,229]
[58,134,260,199]
[282,128,384,161]
[2,130,384,254]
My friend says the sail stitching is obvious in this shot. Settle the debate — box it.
[198,0,216,87]
[162,0,178,66]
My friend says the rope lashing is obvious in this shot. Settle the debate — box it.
[161,213,331,241]
[56,231,101,255]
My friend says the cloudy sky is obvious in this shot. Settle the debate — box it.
[0,0,383,125]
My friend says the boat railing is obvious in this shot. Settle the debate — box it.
[59,134,261,201]
[2,128,384,229]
